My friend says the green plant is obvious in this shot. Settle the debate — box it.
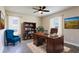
[36,26,44,32]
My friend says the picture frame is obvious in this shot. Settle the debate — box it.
[0,11,5,29]
[64,16,79,29]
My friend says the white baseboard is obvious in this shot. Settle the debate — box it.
[65,41,79,47]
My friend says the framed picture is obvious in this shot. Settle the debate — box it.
[64,16,79,29]
[0,11,5,29]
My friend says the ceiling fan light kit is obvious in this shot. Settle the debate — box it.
[38,11,43,14]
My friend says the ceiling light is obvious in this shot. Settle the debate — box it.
[39,11,43,14]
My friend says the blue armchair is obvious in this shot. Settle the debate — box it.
[5,29,21,45]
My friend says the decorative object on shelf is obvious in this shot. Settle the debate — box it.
[64,16,79,29]
[0,11,5,29]
[30,24,33,27]
[36,26,44,32]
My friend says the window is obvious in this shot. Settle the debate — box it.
[8,16,20,35]
[50,16,63,36]
[50,17,59,28]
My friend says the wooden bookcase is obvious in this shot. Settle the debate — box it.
[22,22,36,40]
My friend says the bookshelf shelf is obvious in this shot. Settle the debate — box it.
[22,22,36,40]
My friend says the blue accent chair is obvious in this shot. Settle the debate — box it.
[5,30,21,45]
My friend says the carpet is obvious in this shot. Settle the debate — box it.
[27,42,71,53]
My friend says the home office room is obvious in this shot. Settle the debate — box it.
[0,0,79,59]
[0,6,79,53]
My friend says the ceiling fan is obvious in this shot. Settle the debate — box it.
[33,6,50,14]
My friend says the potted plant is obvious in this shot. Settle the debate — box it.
[36,26,44,32]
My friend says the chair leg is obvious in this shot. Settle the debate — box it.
[7,41,9,46]
[19,40,21,43]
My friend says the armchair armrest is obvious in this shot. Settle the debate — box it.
[13,36,21,42]
[14,36,20,37]
[14,36,20,39]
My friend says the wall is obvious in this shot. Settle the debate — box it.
[21,15,41,28]
[42,6,79,47]
[6,11,41,38]
[0,6,7,52]
[41,17,50,34]
[7,11,41,27]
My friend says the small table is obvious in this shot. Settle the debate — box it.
[33,32,64,53]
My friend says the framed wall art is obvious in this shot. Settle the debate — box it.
[64,16,79,29]
[0,11,5,29]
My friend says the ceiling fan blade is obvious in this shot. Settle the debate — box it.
[33,11,39,13]
[39,6,42,9]
[33,8,39,10]
[43,10,50,12]
[33,6,50,14]
[42,6,46,9]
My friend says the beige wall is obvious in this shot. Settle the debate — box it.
[6,11,41,38]
[0,6,7,52]
[7,11,41,27]
[21,15,41,28]
[42,6,79,46]
[41,17,50,34]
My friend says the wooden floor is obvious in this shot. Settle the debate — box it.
[3,40,79,53]
[3,40,33,53]
[64,43,79,53]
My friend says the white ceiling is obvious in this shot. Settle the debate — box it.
[5,6,71,17]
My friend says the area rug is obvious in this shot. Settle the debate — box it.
[27,42,71,53]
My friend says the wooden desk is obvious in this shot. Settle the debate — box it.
[33,32,64,53]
